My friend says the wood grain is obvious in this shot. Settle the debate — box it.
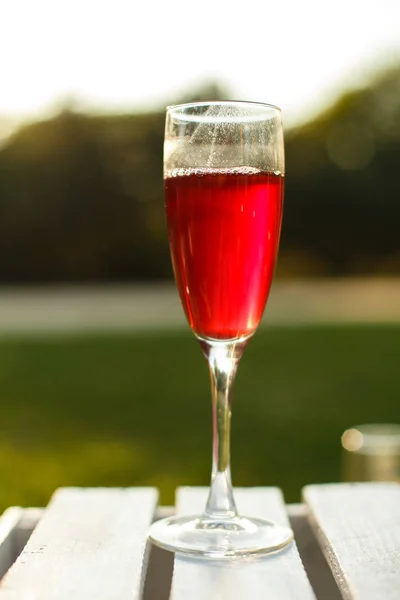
[0,487,158,600]
[304,482,400,600]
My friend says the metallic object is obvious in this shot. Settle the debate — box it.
[342,424,400,482]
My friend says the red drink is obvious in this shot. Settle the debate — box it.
[165,168,283,340]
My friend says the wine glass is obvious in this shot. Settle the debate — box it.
[147,101,293,558]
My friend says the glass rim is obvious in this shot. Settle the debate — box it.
[167,100,282,112]
[166,100,282,123]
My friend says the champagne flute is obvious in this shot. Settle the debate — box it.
[148,101,293,558]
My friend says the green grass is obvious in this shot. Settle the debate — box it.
[0,324,398,510]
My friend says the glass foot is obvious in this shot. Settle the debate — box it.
[148,514,293,559]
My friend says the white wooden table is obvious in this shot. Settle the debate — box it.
[0,483,398,599]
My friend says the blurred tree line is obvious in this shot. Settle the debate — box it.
[0,71,399,283]
[282,64,400,276]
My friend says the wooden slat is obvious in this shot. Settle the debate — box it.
[0,509,24,580]
[288,504,341,600]
[0,487,158,600]
[0,507,43,580]
[12,508,43,557]
[304,483,400,600]
[169,487,316,600]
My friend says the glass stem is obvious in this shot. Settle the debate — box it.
[200,338,248,520]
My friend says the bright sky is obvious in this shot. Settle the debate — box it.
[1,0,399,128]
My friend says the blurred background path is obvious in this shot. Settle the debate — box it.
[0,278,398,334]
